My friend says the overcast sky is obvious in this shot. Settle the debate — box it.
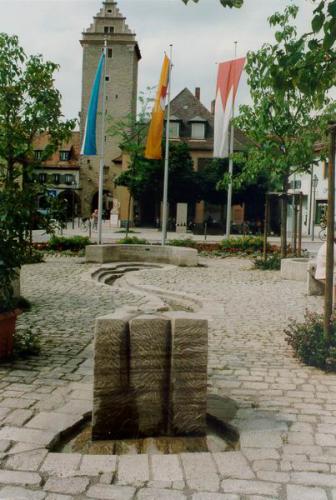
[0,0,316,121]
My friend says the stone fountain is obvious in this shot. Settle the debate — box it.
[92,309,208,440]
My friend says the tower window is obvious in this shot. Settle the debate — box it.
[105,76,110,82]
[104,26,109,34]
[107,9,112,13]
[109,27,114,33]
[108,48,113,58]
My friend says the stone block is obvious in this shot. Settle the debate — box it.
[0,469,42,486]
[213,451,255,479]
[168,313,208,436]
[117,451,149,484]
[86,484,136,500]
[287,484,328,500]
[0,426,57,447]
[151,455,184,482]
[6,448,47,471]
[85,244,198,267]
[44,477,89,495]
[92,311,208,440]
[129,315,171,436]
[40,453,81,476]
[137,490,186,500]
[307,261,325,296]
[0,486,45,499]
[281,258,309,281]
[26,412,81,434]
[80,454,117,475]
[92,311,136,440]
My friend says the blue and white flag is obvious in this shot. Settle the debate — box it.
[81,53,105,156]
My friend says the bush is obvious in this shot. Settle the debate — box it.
[285,311,336,371]
[220,236,270,254]
[168,238,198,249]
[13,327,41,358]
[48,235,91,252]
[117,236,149,245]
[21,250,44,264]
[254,253,281,270]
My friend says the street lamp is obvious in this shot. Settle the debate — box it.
[311,174,319,241]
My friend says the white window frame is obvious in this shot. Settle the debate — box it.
[191,122,205,140]
[169,121,180,139]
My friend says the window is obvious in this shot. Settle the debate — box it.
[53,174,60,185]
[315,201,328,224]
[105,76,110,82]
[38,173,47,183]
[104,26,109,34]
[109,26,114,33]
[34,150,42,161]
[64,174,74,185]
[289,180,302,190]
[169,121,180,139]
[59,151,70,161]
[191,122,205,140]
[108,48,113,58]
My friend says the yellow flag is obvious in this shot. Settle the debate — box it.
[145,55,170,160]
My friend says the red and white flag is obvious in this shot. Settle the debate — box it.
[214,57,245,158]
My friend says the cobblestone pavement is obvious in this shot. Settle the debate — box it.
[0,256,335,499]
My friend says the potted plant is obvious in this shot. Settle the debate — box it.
[0,235,22,359]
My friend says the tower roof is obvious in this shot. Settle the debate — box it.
[80,0,141,59]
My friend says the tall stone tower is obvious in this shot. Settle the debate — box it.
[79,1,141,217]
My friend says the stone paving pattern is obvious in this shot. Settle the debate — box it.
[0,256,335,499]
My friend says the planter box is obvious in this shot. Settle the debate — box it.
[0,310,17,358]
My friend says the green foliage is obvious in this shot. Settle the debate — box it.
[220,236,267,254]
[117,236,149,245]
[13,327,41,358]
[0,33,75,311]
[182,0,243,6]
[168,238,198,249]
[47,235,91,252]
[21,250,44,264]
[285,311,336,371]
[233,5,336,256]
[254,253,281,270]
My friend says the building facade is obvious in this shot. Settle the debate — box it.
[164,87,248,230]
[79,0,141,219]
[33,132,81,217]
[288,157,329,239]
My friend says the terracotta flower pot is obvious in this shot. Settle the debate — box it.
[0,310,18,359]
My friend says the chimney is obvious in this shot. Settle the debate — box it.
[195,87,201,101]
[211,99,215,115]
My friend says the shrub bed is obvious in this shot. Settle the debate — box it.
[285,311,336,371]
[48,235,91,252]
[117,236,149,245]
[254,253,281,270]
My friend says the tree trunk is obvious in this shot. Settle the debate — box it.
[280,194,288,259]
[125,193,132,239]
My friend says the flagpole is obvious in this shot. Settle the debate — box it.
[161,44,173,246]
[97,38,107,245]
[225,41,238,239]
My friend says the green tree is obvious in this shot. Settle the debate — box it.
[232,5,335,257]
[0,33,75,304]
[182,0,243,6]
[108,90,153,237]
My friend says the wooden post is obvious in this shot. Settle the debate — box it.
[298,192,303,258]
[324,124,336,341]
[263,194,269,262]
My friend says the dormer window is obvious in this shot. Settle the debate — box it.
[34,150,43,161]
[191,122,206,140]
[60,151,70,161]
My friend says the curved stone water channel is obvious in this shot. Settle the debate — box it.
[56,262,240,455]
